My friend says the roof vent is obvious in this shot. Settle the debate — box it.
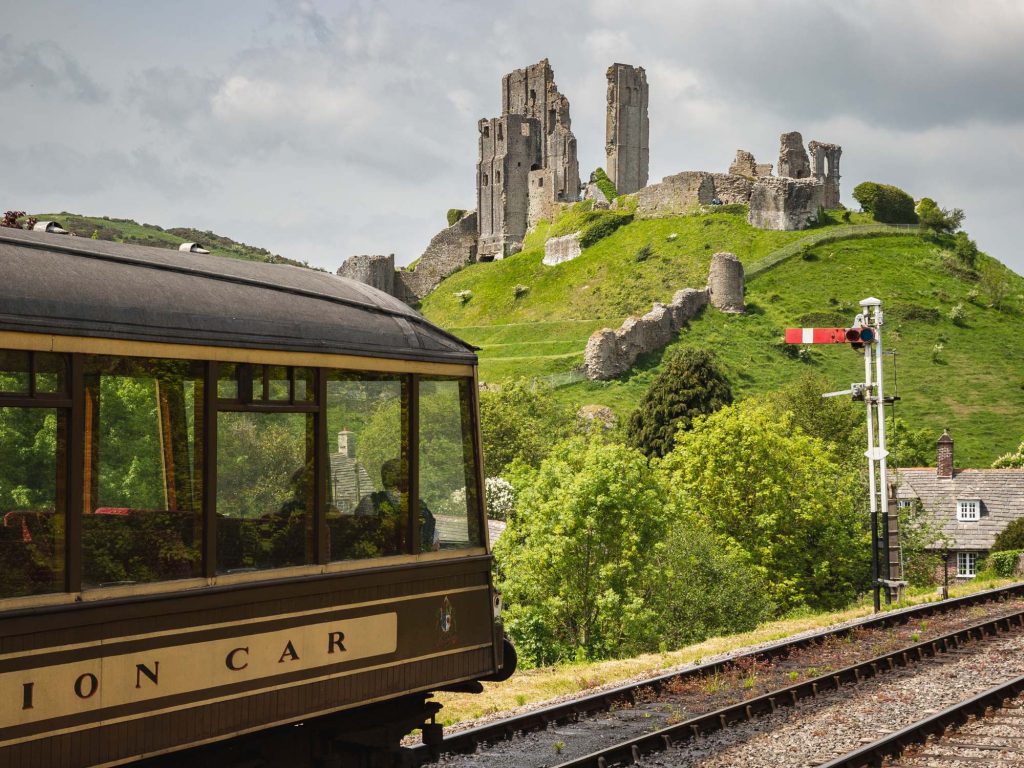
[32,221,68,235]
[179,242,210,254]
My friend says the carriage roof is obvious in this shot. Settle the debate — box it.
[0,227,476,365]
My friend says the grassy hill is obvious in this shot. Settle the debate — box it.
[421,205,1024,466]
[27,212,312,269]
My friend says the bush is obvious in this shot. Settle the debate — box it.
[446,208,466,227]
[626,349,733,458]
[948,303,967,326]
[635,243,653,262]
[478,379,577,476]
[987,550,1022,578]
[953,232,979,268]
[592,167,618,201]
[852,182,918,224]
[580,211,633,248]
[916,197,965,234]
[993,518,1024,550]
[454,290,472,305]
[513,283,529,299]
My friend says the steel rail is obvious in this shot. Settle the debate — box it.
[413,582,1024,762]
[548,610,1024,768]
[818,675,1024,768]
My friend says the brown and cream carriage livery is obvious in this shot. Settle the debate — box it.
[0,226,513,767]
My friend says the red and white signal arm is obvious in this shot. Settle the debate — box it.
[784,327,875,344]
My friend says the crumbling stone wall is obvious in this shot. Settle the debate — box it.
[583,288,709,380]
[728,149,772,179]
[606,63,650,195]
[636,171,716,216]
[337,253,395,295]
[748,177,824,230]
[709,173,754,204]
[542,231,582,266]
[394,212,478,302]
[528,168,560,229]
[707,251,745,312]
[808,140,842,208]
[777,131,811,179]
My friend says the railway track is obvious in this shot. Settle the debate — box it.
[415,584,1024,767]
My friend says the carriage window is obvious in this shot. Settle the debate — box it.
[0,350,30,392]
[218,364,316,405]
[216,412,315,572]
[418,378,481,551]
[324,373,408,560]
[82,357,203,588]
[0,407,67,597]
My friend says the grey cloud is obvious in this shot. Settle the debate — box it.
[0,34,108,103]
[126,67,219,126]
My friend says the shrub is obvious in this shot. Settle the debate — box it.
[446,208,466,227]
[580,211,633,248]
[993,518,1024,550]
[592,167,618,201]
[484,477,515,521]
[952,232,979,268]
[626,349,733,458]
[988,550,1023,578]
[916,197,965,234]
[454,290,472,305]
[635,243,653,262]
[513,283,529,299]
[931,343,944,362]
[948,303,967,326]
[852,182,917,224]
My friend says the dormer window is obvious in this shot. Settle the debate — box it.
[957,499,980,522]
[897,499,914,509]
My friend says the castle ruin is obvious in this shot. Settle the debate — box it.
[605,64,650,195]
[477,59,580,260]
[336,58,845,307]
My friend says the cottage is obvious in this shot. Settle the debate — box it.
[896,430,1024,579]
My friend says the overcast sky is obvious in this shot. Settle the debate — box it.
[3,1,1023,274]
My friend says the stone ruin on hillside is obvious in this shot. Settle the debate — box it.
[582,252,745,380]
[336,57,843,308]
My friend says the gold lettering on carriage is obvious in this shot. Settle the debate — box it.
[2,612,397,729]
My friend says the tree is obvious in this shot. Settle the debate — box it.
[888,418,935,468]
[952,231,979,269]
[992,518,1024,552]
[916,197,965,234]
[495,438,672,665]
[852,182,917,224]
[896,498,949,586]
[978,257,1012,310]
[993,438,1024,469]
[626,349,733,458]
[478,379,576,476]
[661,401,870,612]
[774,373,862,462]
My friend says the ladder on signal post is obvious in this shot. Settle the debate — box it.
[785,297,907,611]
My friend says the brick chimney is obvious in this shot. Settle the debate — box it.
[937,429,954,479]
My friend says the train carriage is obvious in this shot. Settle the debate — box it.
[0,225,513,767]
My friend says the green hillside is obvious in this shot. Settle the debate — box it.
[28,212,312,269]
[421,205,1024,466]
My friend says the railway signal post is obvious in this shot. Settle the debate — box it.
[786,297,906,611]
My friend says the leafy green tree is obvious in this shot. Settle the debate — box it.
[626,349,732,458]
[479,379,576,476]
[978,257,1013,309]
[852,182,917,224]
[495,438,672,664]
[992,518,1024,552]
[916,197,965,234]
[952,231,979,269]
[661,401,870,612]
[774,373,862,462]
[896,498,949,586]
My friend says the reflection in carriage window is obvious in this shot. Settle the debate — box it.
[0,407,66,598]
[216,412,315,572]
[82,357,203,588]
[325,373,408,560]
[418,378,481,551]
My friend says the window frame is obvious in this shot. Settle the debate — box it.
[956,499,981,522]
[956,551,977,578]
[0,347,486,607]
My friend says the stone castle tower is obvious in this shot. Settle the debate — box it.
[477,59,580,260]
[605,63,649,195]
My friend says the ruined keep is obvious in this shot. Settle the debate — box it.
[809,140,842,209]
[748,176,824,230]
[728,150,772,178]
[606,63,649,195]
[477,59,580,260]
[777,131,811,179]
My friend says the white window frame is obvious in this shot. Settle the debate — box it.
[897,499,914,510]
[957,551,978,578]
[957,499,980,522]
